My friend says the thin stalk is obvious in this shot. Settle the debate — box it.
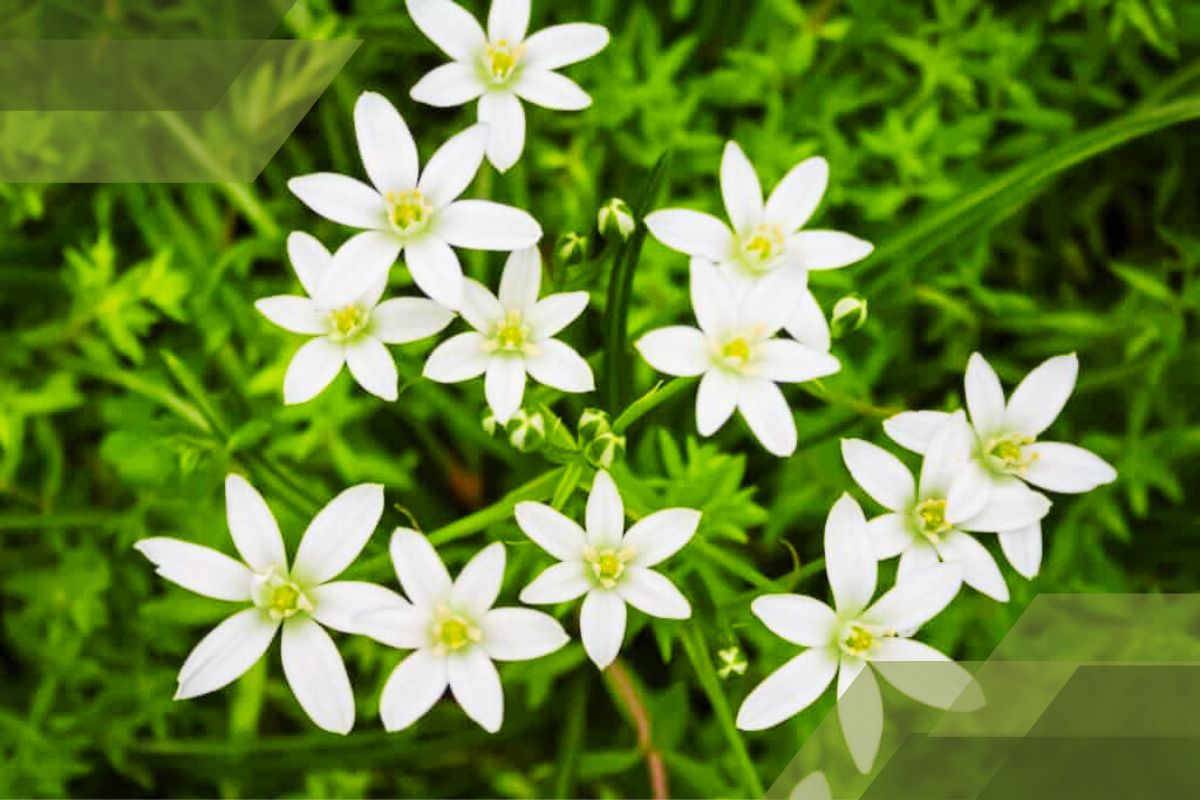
[612,377,697,434]
[606,659,670,799]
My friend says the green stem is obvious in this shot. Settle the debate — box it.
[552,675,589,799]
[612,377,697,434]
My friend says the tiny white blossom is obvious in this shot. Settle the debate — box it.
[422,247,593,424]
[516,470,700,670]
[407,0,609,172]
[357,530,568,733]
[841,411,1053,602]
[635,259,840,456]
[736,495,981,773]
[134,475,396,735]
[883,353,1117,579]
[256,232,455,404]
[288,92,543,309]
[644,141,873,350]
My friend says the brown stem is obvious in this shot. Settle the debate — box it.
[606,659,670,800]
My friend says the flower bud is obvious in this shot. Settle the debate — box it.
[481,410,500,436]
[830,293,868,339]
[507,408,547,453]
[717,645,748,680]
[576,408,611,441]
[555,232,590,267]
[598,197,635,241]
[583,431,625,470]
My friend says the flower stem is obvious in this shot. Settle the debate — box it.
[612,377,697,434]
[606,659,670,799]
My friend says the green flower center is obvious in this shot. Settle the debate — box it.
[584,545,635,590]
[914,497,953,542]
[484,40,523,83]
[490,308,532,353]
[839,623,878,658]
[741,224,785,267]
[430,608,481,655]
[717,331,762,373]
[327,305,369,342]
[385,189,432,235]
[252,570,313,621]
[983,432,1038,475]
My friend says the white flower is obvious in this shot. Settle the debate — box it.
[644,141,873,350]
[256,232,455,404]
[736,495,981,773]
[407,0,609,172]
[841,412,1053,602]
[356,530,568,733]
[422,247,593,424]
[134,475,395,734]
[288,91,543,309]
[635,259,841,456]
[883,353,1117,579]
[515,470,700,670]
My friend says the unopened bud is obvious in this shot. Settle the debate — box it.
[507,409,547,452]
[555,232,590,267]
[481,410,500,436]
[583,431,625,469]
[830,294,868,338]
[577,408,611,441]
[716,646,748,680]
[598,197,635,241]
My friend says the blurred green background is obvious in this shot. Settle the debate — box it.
[1,0,1198,797]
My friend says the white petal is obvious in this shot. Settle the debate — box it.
[481,607,568,661]
[498,247,541,311]
[765,156,828,232]
[791,771,834,800]
[737,378,797,457]
[617,567,690,619]
[404,234,464,308]
[523,23,609,70]
[346,337,399,401]
[1003,353,1078,438]
[956,481,1050,532]
[580,588,626,669]
[292,483,385,585]
[485,356,526,424]
[964,352,1006,436]
[998,522,1042,579]
[867,513,913,560]
[450,541,505,616]
[288,173,387,230]
[883,410,953,455]
[448,646,504,732]
[354,91,418,195]
[315,230,401,309]
[735,648,837,730]
[824,493,876,618]
[783,289,831,352]
[519,561,590,604]
[390,528,452,607]
[478,91,526,173]
[917,411,974,498]
[753,339,840,384]
[863,563,962,632]
[175,609,279,700]
[840,439,916,512]
[283,337,345,405]
[380,648,448,732]
[309,581,409,635]
[837,661,883,774]
[943,460,993,524]
[134,538,253,601]
[487,0,529,42]
[528,292,589,339]
[419,124,487,208]
[739,264,806,335]
[645,209,735,262]
[1023,442,1117,493]
[405,0,487,61]
[896,541,940,584]
[526,340,594,393]
[286,231,331,297]
[688,257,737,339]
[439,199,543,251]
[410,62,486,107]
[695,368,739,435]
[586,470,625,548]
[280,616,355,735]
[256,296,326,335]
[459,278,504,332]
[224,474,286,573]
[356,602,431,649]
[636,326,709,378]
[514,502,588,561]
[787,231,873,270]
[423,332,490,382]
[720,141,763,234]
[623,508,700,567]
[936,531,1008,602]
[513,69,591,110]
[372,298,455,344]
[750,594,837,647]
[872,637,984,711]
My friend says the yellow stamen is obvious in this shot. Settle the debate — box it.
[840,623,877,657]
[493,308,530,352]
[983,433,1038,475]
[430,608,481,655]
[914,497,952,542]
[584,546,635,590]
[741,224,784,266]
[385,189,431,235]
[328,305,369,341]
[484,39,523,82]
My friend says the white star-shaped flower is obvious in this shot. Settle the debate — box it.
[422,246,593,424]
[134,475,397,734]
[736,494,980,773]
[644,141,873,350]
[841,411,1053,602]
[256,232,455,404]
[356,530,569,733]
[288,91,543,309]
[883,353,1117,579]
[407,0,609,172]
[635,259,841,456]
[515,470,700,670]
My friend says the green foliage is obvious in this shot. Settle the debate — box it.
[1,0,1197,797]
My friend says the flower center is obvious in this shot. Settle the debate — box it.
[914,497,953,542]
[839,622,879,658]
[385,189,432,236]
[490,308,532,353]
[715,330,762,373]
[484,39,523,83]
[584,545,635,590]
[327,305,369,342]
[740,224,785,269]
[982,433,1038,475]
[252,570,313,621]
[430,607,481,655]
